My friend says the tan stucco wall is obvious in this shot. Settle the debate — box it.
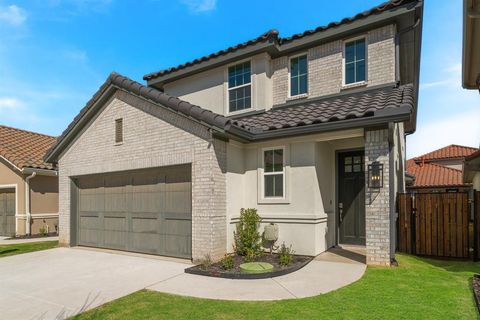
[226,130,365,256]
[163,53,273,115]
[0,159,25,216]
[30,175,59,214]
[472,172,480,190]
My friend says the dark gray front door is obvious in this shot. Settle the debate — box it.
[338,151,365,245]
[76,164,192,259]
[0,189,15,236]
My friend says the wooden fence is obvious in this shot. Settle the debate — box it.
[397,192,478,259]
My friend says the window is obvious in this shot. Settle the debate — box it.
[290,55,308,96]
[344,155,363,173]
[345,38,366,85]
[228,61,251,112]
[263,148,284,198]
[115,118,123,143]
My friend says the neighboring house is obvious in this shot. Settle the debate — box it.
[464,149,480,190]
[406,145,479,192]
[0,125,59,237]
[45,0,423,266]
[463,0,480,92]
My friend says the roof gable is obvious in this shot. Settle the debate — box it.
[0,125,57,171]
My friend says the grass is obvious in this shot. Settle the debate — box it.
[72,254,480,320]
[0,240,58,258]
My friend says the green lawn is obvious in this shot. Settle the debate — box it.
[73,254,479,320]
[0,240,58,258]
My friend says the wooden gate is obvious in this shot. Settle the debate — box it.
[397,192,473,259]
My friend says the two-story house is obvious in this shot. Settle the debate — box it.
[45,0,423,266]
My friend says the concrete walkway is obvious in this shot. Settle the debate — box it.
[0,247,365,319]
[148,248,366,300]
[0,235,59,245]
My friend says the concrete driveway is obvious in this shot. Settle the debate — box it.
[0,247,189,319]
[0,247,366,319]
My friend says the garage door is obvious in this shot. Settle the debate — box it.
[0,188,15,237]
[75,165,192,259]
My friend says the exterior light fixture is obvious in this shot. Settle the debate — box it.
[368,161,383,188]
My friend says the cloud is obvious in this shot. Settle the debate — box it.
[406,109,480,158]
[0,5,27,26]
[420,63,462,90]
[181,0,216,13]
[0,97,24,109]
[63,49,88,63]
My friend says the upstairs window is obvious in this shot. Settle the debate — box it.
[345,38,366,85]
[290,54,308,96]
[228,61,251,113]
[115,118,123,143]
[263,148,284,198]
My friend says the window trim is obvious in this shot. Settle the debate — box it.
[226,59,253,115]
[342,35,368,88]
[260,146,286,201]
[288,52,309,99]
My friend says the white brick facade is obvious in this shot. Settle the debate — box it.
[57,90,227,261]
[272,25,396,106]
[364,128,391,266]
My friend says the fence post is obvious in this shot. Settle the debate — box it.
[411,193,416,255]
[474,190,479,262]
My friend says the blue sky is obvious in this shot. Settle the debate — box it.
[0,0,478,158]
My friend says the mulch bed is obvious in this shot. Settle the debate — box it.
[7,233,58,240]
[473,275,480,313]
[185,253,313,279]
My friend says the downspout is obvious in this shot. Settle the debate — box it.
[388,122,396,262]
[25,172,37,235]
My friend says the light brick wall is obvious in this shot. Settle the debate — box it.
[58,90,227,261]
[272,24,396,105]
[364,128,391,266]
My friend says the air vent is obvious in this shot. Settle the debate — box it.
[115,118,123,143]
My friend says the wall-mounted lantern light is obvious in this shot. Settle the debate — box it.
[368,161,383,188]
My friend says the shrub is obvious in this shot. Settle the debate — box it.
[234,208,262,258]
[39,226,48,237]
[199,254,212,270]
[221,254,234,270]
[278,243,294,266]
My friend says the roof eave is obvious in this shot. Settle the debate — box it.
[462,0,480,90]
[226,104,412,142]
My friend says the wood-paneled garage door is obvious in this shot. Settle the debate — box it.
[0,188,15,236]
[75,165,192,259]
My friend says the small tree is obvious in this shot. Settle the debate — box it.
[234,208,262,258]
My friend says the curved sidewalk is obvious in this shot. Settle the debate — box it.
[147,249,366,301]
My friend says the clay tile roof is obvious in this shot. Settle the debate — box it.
[406,161,464,188]
[0,125,57,171]
[414,144,479,161]
[232,83,414,133]
[144,0,420,81]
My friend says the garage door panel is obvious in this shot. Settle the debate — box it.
[76,165,192,258]
[79,216,102,246]
[165,219,191,258]
[131,217,158,233]
[131,233,162,254]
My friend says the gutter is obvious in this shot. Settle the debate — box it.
[22,167,58,176]
[25,171,37,235]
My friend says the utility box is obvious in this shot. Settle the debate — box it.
[264,223,279,242]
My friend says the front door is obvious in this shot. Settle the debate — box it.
[338,151,365,245]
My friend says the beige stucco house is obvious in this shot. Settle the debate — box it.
[0,125,59,237]
[45,0,423,266]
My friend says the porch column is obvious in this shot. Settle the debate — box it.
[364,128,391,266]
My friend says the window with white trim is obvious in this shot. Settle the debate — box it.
[263,148,284,198]
[345,38,366,85]
[290,54,308,96]
[228,61,251,112]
